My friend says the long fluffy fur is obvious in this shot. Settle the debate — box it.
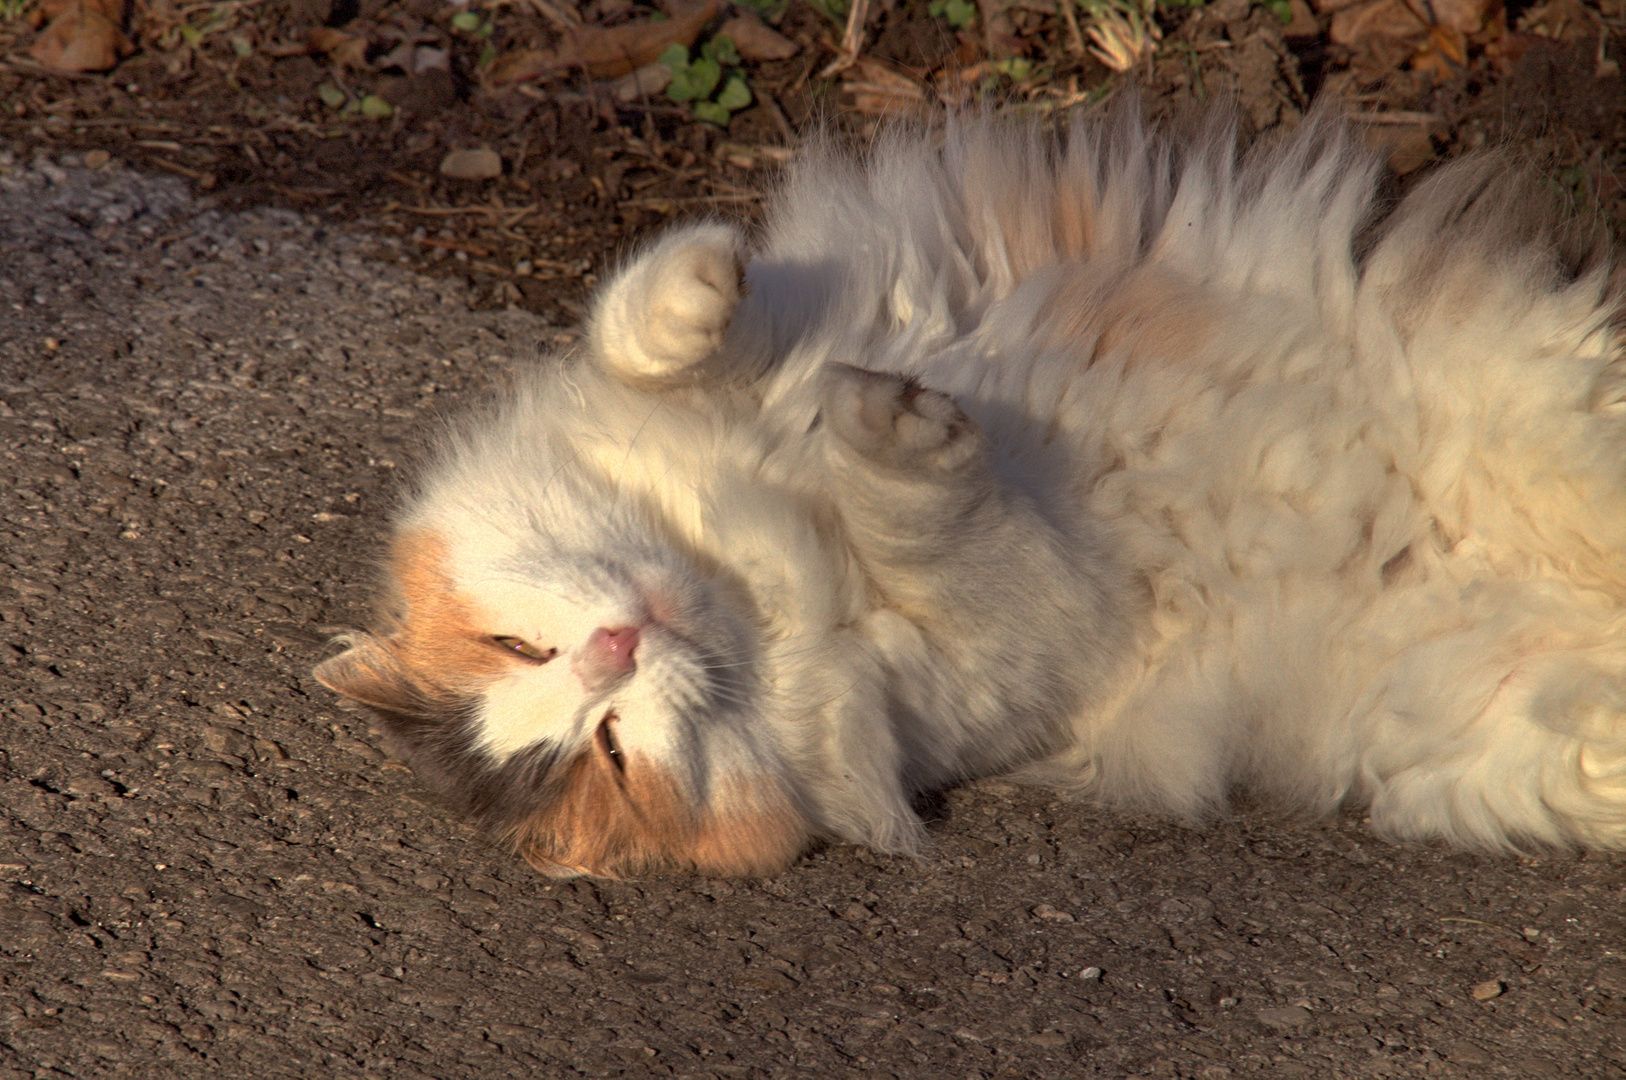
[318,104,1626,873]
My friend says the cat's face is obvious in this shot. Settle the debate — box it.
[315,497,816,878]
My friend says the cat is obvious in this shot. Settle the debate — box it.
[315,104,1626,879]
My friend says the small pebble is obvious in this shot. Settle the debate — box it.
[1471,979,1504,1001]
[439,147,503,181]
[84,149,110,169]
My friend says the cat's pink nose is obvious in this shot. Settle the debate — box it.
[574,626,641,689]
[595,626,640,667]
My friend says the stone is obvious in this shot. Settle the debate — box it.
[438,148,502,181]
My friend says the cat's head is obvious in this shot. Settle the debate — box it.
[315,224,842,878]
[314,513,816,879]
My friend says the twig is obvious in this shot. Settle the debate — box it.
[820,0,872,78]
[1058,0,1087,58]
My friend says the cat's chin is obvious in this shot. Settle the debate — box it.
[504,757,811,879]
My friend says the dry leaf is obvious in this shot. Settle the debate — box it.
[1365,124,1436,175]
[490,0,717,85]
[840,57,927,118]
[1518,0,1597,41]
[717,12,798,61]
[1430,0,1492,32]
[1312,0,1372,16]
[605,60,673,102]
[308,26,369,68]
[1329,0,1426,49]
[29,0,132,72]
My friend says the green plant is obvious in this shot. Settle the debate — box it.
[991,56,1033,81]
[660,36,753,126]
[1260,0,1291,21]
[451,8,499,66]
[0,0,35,20]
[929,0,977,29]
[317,82,393,119]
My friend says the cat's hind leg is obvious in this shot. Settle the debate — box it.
[1356,594,1626,851]
[591,223,746,382]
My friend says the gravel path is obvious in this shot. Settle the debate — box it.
[2,151,1623,1080]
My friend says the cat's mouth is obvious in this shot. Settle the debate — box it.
[595,710,626,778]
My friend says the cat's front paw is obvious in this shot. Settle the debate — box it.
[822,364,982,473]
[592,224,745,382]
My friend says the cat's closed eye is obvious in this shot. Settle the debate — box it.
[492,635,558,662]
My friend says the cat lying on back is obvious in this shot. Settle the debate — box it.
[316,105,1626,878]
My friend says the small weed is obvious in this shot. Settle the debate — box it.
[929,0,977,29]
[0,0,36,21]
[1074,0,1160,72]
[991,56,1034,81]
[451,8,499,65]
[317,82,393,119]
[661,36,753,127]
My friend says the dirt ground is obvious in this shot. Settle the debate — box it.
[3,0,1626,1075]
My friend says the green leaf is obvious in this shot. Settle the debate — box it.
[692,100,732,125]
[657,42,690,70]
[229,34,252,56]
[715,74,752,112]
[178,24,202,46]
[944,0,977,26]
[706,34,740,67]
[450,10,481,31]
[668,55,721,101]
[992,56,1032,81]
[360,94,393,118]
[1261,0,1292,20]
[317,82,346,109]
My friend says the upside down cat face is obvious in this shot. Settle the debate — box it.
[313,526,813,879]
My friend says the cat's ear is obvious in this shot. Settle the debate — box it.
[313,632,427,715]
[589,223,753,385]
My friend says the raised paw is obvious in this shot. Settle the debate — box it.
[821,364,982,473]
[592,223,746,382]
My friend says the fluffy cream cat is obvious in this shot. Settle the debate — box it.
[315,106,1626,878]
